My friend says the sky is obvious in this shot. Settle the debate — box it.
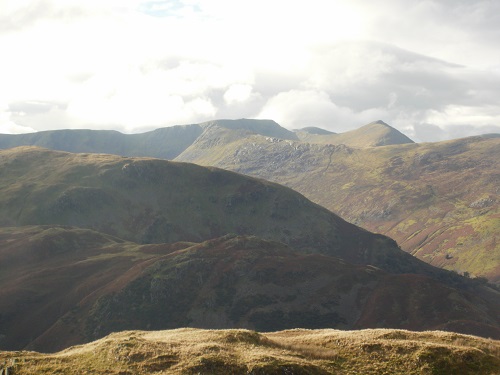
[1,0,500,141]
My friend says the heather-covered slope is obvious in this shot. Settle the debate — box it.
[0,225,177,351]
[0,226,498,353]
[1,328,499,374]
[176,133,500,284]
[84,235,500,343]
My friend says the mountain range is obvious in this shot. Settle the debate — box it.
[0,120,499,366]
[2,119,496,284]
[0,147,499,354]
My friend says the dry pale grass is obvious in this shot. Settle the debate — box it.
[1,328,499,374]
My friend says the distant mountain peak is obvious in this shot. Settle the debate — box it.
[369,120,390,126]
[293,121,414,147]
[356,120,414,146]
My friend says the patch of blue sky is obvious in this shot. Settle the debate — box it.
[138,0,192,17]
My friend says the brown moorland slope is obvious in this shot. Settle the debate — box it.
[175,130,500,284]
[0,226,499,353]
[1,328,499,375]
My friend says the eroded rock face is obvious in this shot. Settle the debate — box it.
[469,197,495,209]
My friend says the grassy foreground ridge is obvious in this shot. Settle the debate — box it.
[1,328,499,374]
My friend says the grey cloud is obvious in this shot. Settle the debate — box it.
[352,0,500,38]
[277,41,500,139]
[443,124,500,139]
[8,100,67,115]
[413,122,500,142]
[306,41,470,111]
[9,106,77,132]
[412,123,447,142]
[433,0,500,34]
[254,70,308,99]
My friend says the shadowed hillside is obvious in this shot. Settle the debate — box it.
[0,226,499,353]
[1,328,499,374]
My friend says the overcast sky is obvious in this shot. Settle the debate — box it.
[1,0,499,141]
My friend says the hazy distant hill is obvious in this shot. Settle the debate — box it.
[0,119,410,160]
[1,226,499,353]
[175,130,500,284]
[295,120,415,147]
[0,125,203,159]
[0,119,298,159]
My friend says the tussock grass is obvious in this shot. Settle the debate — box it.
[1,328,498,374]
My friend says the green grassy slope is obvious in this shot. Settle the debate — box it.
[0,146,428,275]
[175,133,500,284]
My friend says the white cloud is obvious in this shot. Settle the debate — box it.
[0,0,499,140]
[0,122,36,134]
[66,65,218,131]
[223,84,253,105]
[0,111,36,134]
